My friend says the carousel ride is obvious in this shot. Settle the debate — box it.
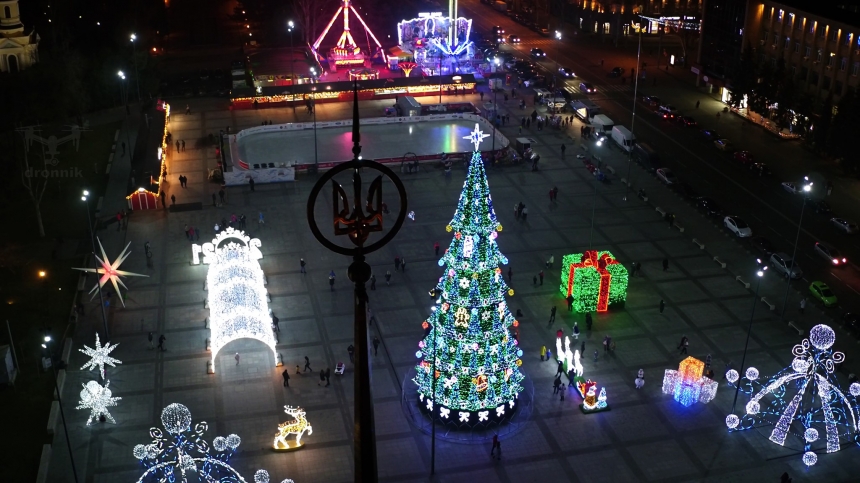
[396,12,476,76]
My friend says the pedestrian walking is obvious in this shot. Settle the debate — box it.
[329,272,335,291]
[560,143,566,156]
[667,213,674,228]
[603,335,609,353]
[235,353,240,365]
[401,257,407,272]
[194,228,200,241]
[181,140,186,152]
[541,345,547,361]
[158,334,166,351]
[593,349,599,362]
[176,140,181,152]
[560,384,565,401]
[533,275,538,286]
[302,356,312,372]
[662,258,669,271]
[148,332,154,349]
[282,369,290,387]
[300,258,306,274]
[239,214,246,229]
[538,270,544,285]
[705,354,712,368]
[507,267,513,283]
[522,206,528,221]
[347,344,355,363]
[490,434,500,458]
[547,306,557,327]
[318,369,326,386]
[373,336,380,355]
[434,241,440,256]
[184,224,191,240]
[370,273,376,290]
[394,256,401,271]
[548,254,555,268]
[514,202,520,220]
[799,298,806,314]
[385,270,392,285]
[185,104,191,115]
[678,335,689,355]
[580,340,585,354]
[218,188,226,204]
[258,211,265,225]
[566,294,574,312]
[272,315,280,332]
[249,178,255,191]
[553,375,562,394]
[325,368,331,387]
[170,194,176,206]
[695,100,700,109]
[211,193,216,207]
[573,322,580,339]
[659,299,665,314]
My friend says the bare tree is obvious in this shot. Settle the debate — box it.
[295,0,340,46]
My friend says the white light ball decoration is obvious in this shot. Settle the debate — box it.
[145,444,159,460]
[851,383,860,397]
[725,414,740,429]
[161,403,193,435]
[745,367,759,381]
[802,451,818,467]
[254,470,270,483]
[792,358,810,373]
[725,369,739,383]
[226,434,242,449]
[809,324,836,350]
[132,444,147,460]
[213,436,228,452]
[804,428,819,443]
[745,401,760,415]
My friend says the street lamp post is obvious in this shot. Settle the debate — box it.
[554,30,561,87]
[491,58,499,156]
[732,261,767,413]
[588,144,602,250]
[117,71,134,163]
[311,85,318,166]
[781,180,812,317]
[624,24,643,201]
[439,56,443,104]
[82,190,110,338]
[288,21,296,113]
[43,336,80,483]
[130,34,141,103]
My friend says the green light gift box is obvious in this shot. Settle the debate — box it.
[559,251,628,312]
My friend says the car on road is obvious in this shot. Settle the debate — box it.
[781,182,801,194]
[701,129,721,142]
[809,281,838,307]
[608,67,625,77]
[769,252,803,279]
[714,139,735,152]
[530,48,546,58]
[842,313,860,335]
[749,162,772,177]
[673,182,700,200]
[749,236,777,256]
[656,106,678,120]
[512,61,535,74]
[507,34,521,43]
[734,151,754,164]
[696,197,723,217]
[641,95,661,107]
[724,215,752,237]
[559,66,575,77]
[579,82,596,93]
[677,116,698,127]
[814,241,848,266]
[656,168,677,185]
[804,198,832,215]
[830,217,859,234]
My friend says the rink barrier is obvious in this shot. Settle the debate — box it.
[713,256,726,268]
[673,223,685,233]
[231,113,509,173]
[761,297,776,311]
[655,207,666,217]
[788,321,804,335]
[693,238,704,249]
[736,276,750,289]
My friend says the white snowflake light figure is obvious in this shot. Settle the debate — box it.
[76,380,121,425]
[726,324,860,467]
[73,238,149,307]
[79,333,121,379]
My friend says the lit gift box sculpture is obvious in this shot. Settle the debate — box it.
[577,379,610,413]
[662,357,718,407]
[559,251,628,313]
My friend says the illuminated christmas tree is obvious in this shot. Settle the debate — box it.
[413,124,525,425]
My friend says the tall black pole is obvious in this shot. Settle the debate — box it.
[732,271,764,413]
[439,56,443,104]
[781,187,809,318]
[130,35,141,103]
[47,340,79,483]
[84,195,110,338]
[312,90,318,166]
[288,22,296,113]
[624,26,642,201]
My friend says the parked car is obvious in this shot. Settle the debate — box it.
[749,162,772,177]
[656,168,677,185]
[608,67,625,77]
[656,106,677,120]
[814,241,847,266]
[696,197,723,217]
[841,313,860,335]
[508,34,521,43]
[714,139,735,152]
[749,236,777,256]
[724,215,752,237]
[804,198,832,214]
[734,151,754,164]
[831,217,859,234]
[677,116,698,127]
[530,48,546,58]
[701,129,721,141]
[770,252,803,279]
[559,66,575,77]
[579,82,596,93]
[641,95,661,107]
[673,182,700,200]
[781,182,801,194]
[809,281,838,307]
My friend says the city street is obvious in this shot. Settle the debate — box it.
[460,0,860,319]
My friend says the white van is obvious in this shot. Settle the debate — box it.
[611,125,636,152]
[591,114,614,133]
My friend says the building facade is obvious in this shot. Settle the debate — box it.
[696,0,748,84]
[0,0,39,73]
[744,1,860,103]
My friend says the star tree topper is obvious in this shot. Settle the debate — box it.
[463,123,490,152]
[79,332,121,379]
[73,238,148,307]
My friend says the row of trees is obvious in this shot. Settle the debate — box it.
[727,44,860,173]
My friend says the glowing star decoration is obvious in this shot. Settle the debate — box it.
[662,357,719,407]
[413,138,524,424]
[73,238,149,307]
[273,406,313,451]
[76,380,121,425]
[207,237,277,371]
[79,333,121,379]
[133,403,292,483]
[463,123,490,151]
[726,324,860,467]
[559,251,628,313]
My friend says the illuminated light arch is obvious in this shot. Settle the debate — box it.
[205,230,275,371]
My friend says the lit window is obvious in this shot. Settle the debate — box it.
[809,22,815,34]
[844,33,852,46]
[853,63,860,76]
[816,49,822,62]
[794,42,800,53]
[785,37,791,49]
[841,57,847,71]
[777,10,783,22]
[805,46,811,58]
[827,54,834,67]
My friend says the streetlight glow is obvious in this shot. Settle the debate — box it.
[555,30,562,40]
[117,70,124,77]
[130,33,136,41]
[45,336,52,342]
[288,20,294,29]
[38,270,46,278]
[83,190,89,196]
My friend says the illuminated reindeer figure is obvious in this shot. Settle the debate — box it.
[273,405,313,450]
